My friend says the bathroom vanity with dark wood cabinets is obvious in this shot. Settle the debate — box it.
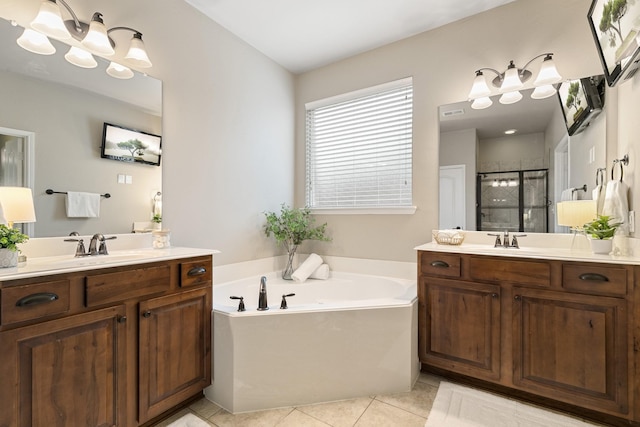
[418,248,640,426]
[0,254,212,427]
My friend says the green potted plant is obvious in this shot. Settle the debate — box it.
[151,214,162,230]
[0,224,29,267]
[264,204,330,280]
[583,215,621,254]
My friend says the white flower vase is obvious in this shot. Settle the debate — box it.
[590,238,613,255]
[0,248,18,267]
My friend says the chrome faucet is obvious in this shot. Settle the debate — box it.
[257,276,269,311]
[488,230,526,249]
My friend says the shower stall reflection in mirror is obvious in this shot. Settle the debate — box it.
[0,127,35,236]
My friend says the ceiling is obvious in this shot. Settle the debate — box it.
[183,0,517,74]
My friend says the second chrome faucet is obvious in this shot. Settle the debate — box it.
[257,276,269,311]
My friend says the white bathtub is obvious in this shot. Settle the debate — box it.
[205,271,419,413]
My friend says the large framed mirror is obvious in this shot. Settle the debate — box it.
[0,18,162,237]
[439,81,606,234]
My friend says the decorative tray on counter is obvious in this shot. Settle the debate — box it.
[432,230,465,246]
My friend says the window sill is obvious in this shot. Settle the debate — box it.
[309,206,417,215]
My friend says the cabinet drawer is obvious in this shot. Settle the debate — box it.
[562,264,628,297]
[1,279,70,326]
[419,252,461,278]
[180,258,212,288]
[469,257,550,288]
[85,264,171,307]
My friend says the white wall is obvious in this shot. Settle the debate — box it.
[478,133,545,172]
[295,0,606,262]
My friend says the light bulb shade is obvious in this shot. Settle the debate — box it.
[30,0,71,40]
[499,91,522,105]
[468,71,491,99]
[557,200,597,228]
[124,33,152,68]
[17,28,56,55]
[471,97,492,109]
[106,62,134,79]
[65,46,97,68]
[534,55,562,85]
[0,187,36,225]
[531,84,557,99]
[81,13,115,56]
[500,65,523,93]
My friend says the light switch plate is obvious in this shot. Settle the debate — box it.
[117,174,125,184]
[125,175,133,184]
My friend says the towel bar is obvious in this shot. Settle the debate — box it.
[45,189,111,198]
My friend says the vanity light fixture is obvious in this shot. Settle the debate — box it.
[17,0,153,79]
[468,53,562,110]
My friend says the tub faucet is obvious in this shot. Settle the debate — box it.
[257,276,269,311]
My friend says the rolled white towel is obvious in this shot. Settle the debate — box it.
[309,264,330,280]
[291,253,323,283]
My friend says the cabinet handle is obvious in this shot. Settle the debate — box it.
[142,311,151,318]
[187,266,207,276]
[578,273,609,282]
[430,260,449,268]
[16,292,59,307]
[514,295,521,301]
[118,316,127,324]
[491,293,499,299]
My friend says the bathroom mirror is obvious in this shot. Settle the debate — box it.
[0,19,162,237]
[439,83,606,233]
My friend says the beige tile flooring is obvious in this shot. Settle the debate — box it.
[153,372,441,427]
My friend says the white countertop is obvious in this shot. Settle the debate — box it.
[415,230,640,266]
[0,233,219,281]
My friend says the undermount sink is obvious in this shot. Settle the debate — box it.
[28,249,160,270]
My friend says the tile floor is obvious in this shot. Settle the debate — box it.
[153,372,441,427]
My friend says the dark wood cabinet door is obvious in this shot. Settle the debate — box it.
[512,287,628,416]
[138,287,212,423]
[419,277,501,381]
[0,305,127,427]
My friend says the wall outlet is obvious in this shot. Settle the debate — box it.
[125,175,133,184]
[630,211,635,234]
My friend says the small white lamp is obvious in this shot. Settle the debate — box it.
[0,187,37,228]
[557,200,597,251]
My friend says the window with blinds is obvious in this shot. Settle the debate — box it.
[305,77,413,211]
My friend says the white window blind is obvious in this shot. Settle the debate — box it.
[305,78,413,210]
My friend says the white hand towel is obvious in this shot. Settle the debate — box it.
[291,253,323,283]
[602,180,629,236]
[309,264,330,280]
[592,184,606,215]
[65,192,100,218]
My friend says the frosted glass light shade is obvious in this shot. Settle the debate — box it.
[468,71,491,99]
[533,55,562,85]
[124,33,152,68]
[17,28,55,55]
[106,62,134,79]
[0,187,36,226]
[65,46,97,68]
[557,200,597,228]
[499,91,522,105]
[471,97,492,109]
[500,65,523,93]
[30,0,71,40]
[81,13,114,56]
[531,84,557,99]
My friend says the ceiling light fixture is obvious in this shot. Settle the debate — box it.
[468,53,562,110]
[17,0,152,79]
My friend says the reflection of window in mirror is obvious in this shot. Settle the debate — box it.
[0,127,34,236]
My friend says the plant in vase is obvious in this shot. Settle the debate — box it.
[583,215,621,254]
[264,204,330,280]
[151,214,162,230]
[0,224,29,267]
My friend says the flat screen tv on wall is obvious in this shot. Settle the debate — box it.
[101,123,162,166]
[587,0,640,86]
[557,75,605,136]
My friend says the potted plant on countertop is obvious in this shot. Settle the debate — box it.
[583,215,621,254]
[264,204,331,280]
[151,214,162,231]
[0,224,29,267]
